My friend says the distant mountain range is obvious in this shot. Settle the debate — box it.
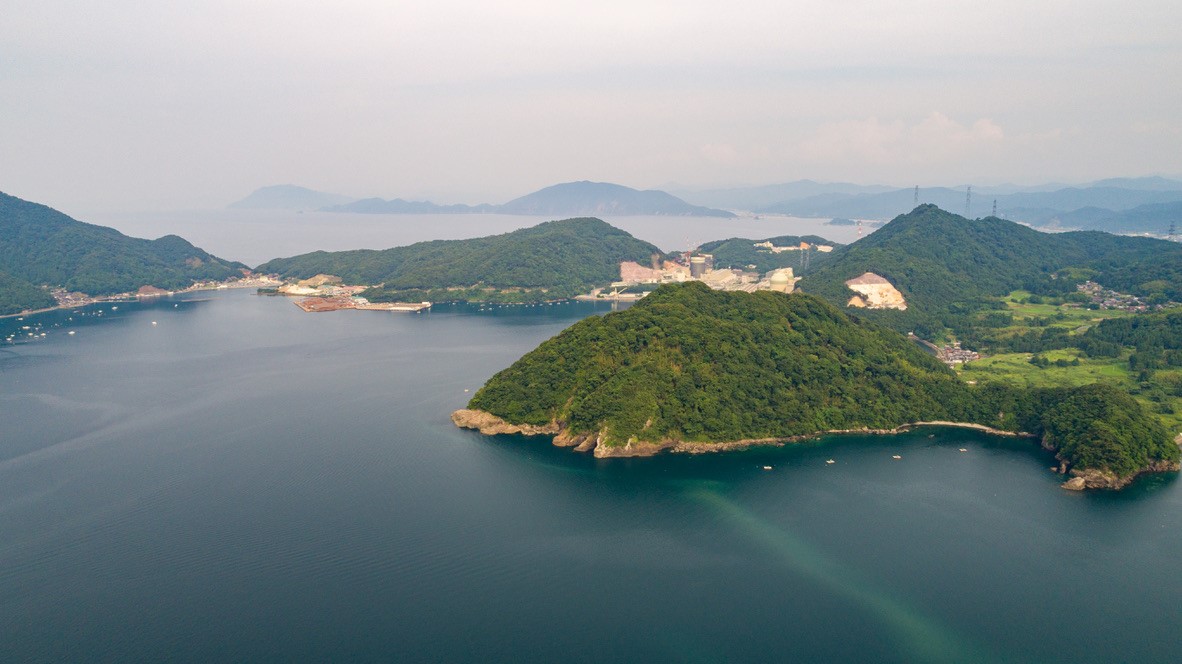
[755,184,1182,222]
[673,180,895,210]
[1,192,245,315]
[231,177,1180,234]
[228,185,354,211]
[660,176,1182,235]
[320,181,735,218]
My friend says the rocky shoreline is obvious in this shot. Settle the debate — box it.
[451,409,1181,491]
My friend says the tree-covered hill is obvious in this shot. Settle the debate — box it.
[800,204,1182,335]
[462,282,1178,487]
[255,217,665,302]
[468,283,973,440]
[0,270,54,316]
[697,235,840,274]
[0,192,246,312]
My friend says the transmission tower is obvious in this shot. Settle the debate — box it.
[965,185,972,218]
[914,186,919,205]
[1170,222,1178,242]
[992,199,997,217]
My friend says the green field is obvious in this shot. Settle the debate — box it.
[960,349,1182,435]
[999,290,1136,332]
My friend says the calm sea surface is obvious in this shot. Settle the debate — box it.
[2,291,1180,663]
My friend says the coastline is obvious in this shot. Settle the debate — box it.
[453,409,1032,458]
[452,408,1179,490]
[0,278,278,320]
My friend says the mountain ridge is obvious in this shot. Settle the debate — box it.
[0,191,247,315]
[323,181,735,217]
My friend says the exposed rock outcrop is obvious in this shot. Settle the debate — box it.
[451,409,560,436]
[1061,459,1182,490]
[844,272,906,310]
[455,409,1178,491]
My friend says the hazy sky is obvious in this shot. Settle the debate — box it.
[3,1,1180,213]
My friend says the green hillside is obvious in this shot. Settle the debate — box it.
[463,283,1177,485]
[0,191,245,305]
[0,270,54,316]
[697,235,840,274]
[256,217,665,302]
[800,204,1182,335]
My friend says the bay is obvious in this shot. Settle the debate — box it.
[1,291,1179,663]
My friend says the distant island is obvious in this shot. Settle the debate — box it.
[0,191,250,316]
[321,181,735,218]
[456,282,1180,490]
[228,184,354,211]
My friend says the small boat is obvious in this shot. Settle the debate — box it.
[892,455,902,460]
[762,465,773,471]
[151,321,157,326]
[826,459,836,465]
[959,448,968,452]
[68,331,75,335]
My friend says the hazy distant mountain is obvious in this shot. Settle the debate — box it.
[228,185,353,210]
[1087,176,1182,191]
[497,181,735,217]
[762,187,971,219]
[324,198,497,214]
[674,180,893,210]
[319,181,734,218]
[761,185,1182,221]
[1000,187,1182,212]
[1046,201,1182,234]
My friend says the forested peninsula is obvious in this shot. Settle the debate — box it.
[455,283,1180,490]
[257,217,665,303]
[0,192,246,315]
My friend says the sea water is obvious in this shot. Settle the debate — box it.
[1,291,1179,662]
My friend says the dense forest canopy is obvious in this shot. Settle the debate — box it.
[467,283,1178,480]
[800,205,1182,336]
[0,192,245,313]
[696,235,840,274]
[257,218,666,302]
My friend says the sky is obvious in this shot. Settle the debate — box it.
[2,0,1181,213]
